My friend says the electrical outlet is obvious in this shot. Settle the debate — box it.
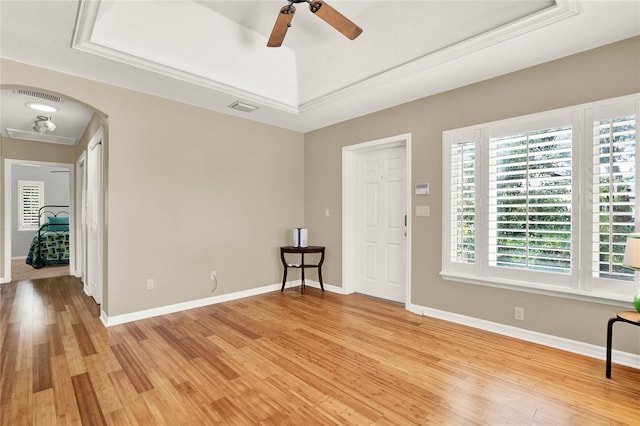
[210,270,217,281]
[514,306,524,321]
[146,278,154,290]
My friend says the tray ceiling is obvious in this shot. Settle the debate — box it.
[1,1,639,132]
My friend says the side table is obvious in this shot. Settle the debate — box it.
[280,246,325,294]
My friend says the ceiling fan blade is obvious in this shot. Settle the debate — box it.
[267,5,296,47]
[309,1,362,40]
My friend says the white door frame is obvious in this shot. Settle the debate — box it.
[86,126,104,304]
[2,159,75,283]
[342,133,412,310]
[75,151,87,285]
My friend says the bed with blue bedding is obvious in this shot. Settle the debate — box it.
[26,205,70,269]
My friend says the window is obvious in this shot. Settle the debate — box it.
[18,180,44,231]
[488,125,573,275]
[442,95,639,302]
[449,139,476,265]
[592,114,636,282]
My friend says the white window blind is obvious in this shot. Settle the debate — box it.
[449,141,476,264]
[488,126,573,274]
[592,114,636,281]
[18,180,44,231]
[442,94,639,303]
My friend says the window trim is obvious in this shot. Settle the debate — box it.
[17,180,44,232]
[441,94,640,306]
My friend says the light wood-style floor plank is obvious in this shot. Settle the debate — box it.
[1,276,639,425]
[10,259,69,282]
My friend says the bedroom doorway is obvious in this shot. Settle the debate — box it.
[342,134,412,308]
[3,159,74,282]
[1,85,108,317]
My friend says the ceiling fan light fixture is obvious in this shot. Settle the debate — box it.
[228,101,258,113]
[33,115,57,133]
[27,102,58,113]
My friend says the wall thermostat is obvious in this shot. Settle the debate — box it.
[415,183,430,195]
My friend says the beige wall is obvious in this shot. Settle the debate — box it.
[1,59,305,317]
[0,137,2,276]
[305,36,640,353]
[2,37,639,354]
[1,137,78,164]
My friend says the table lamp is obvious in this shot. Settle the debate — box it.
[622,233,640,312]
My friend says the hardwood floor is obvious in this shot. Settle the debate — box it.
[1,277,639,425]
[10,259,69,282]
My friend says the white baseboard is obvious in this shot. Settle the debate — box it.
[102,283,283,326]
[0,277,9,284]
[411,303,640,370]
[11,256,27,260]
[102,280,343,327]
[101,281,638,371]
[286,279,345,294]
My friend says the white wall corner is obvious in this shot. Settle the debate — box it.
[299,280,345,294]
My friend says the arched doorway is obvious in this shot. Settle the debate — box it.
[1,85,108,307]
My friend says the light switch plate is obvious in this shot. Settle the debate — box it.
[416,205,430,217]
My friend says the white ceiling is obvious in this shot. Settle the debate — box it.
[0,88,95,145]
[1,0,639,135]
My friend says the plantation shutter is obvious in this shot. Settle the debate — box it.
[488,126,573,273]
[18,180,44,231]
[449,140,476,264]
[592,114,637,281]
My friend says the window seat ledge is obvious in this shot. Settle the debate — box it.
[440,271,633,308]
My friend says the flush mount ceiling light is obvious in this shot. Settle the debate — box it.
[27,102,58,113]
[33,115,57,133]
[228,101,258,113]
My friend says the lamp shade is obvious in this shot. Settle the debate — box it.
[623,233,640,270]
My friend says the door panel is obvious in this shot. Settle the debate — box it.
[355,146,406,302]
[364,242,378,280]
[87,139,102,305]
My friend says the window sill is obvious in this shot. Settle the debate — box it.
[440,271,634,309]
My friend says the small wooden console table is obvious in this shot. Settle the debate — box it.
[280,246,325,293]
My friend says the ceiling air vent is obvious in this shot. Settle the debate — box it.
[6,128,77,145]
[228,101,258,113]
[13,89,63,103]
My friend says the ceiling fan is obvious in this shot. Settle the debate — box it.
[267,0,363,47]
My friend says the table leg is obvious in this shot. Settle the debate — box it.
[318,265,324,292]
[281,266,288,292]
[301,253,305,293]
[606,316,618,378]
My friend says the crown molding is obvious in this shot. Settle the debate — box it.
[72,0,300,115]
[299,0,579,113]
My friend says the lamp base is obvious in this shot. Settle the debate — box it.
[634,292,640,313]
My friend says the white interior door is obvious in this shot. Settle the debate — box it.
[355,146,407,302]
[87,133,103,305]
[75,153,86,285]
